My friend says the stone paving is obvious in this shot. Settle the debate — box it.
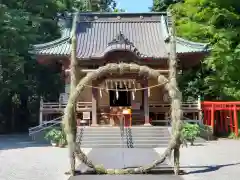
[155,139,240,180]
[0,135,240,180]
[0,134,92,180]
[69,148,183,180]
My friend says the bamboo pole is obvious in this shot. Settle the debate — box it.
[168,11,182,175]
[64,12,78,176]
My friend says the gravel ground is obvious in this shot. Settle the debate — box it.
[1,135,239,180]
[155,139,240,180]
[0,134,92,180]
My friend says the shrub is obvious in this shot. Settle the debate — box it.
[45,128,64,145]
[181,123,200,145]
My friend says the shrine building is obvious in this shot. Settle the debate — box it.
[31,12,209,126]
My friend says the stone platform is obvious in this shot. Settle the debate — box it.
[68,148,183,180]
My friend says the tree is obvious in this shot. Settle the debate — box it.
[85,0,117,11]
[152,0,240,100]
[172,0,240,100]
[151,0,182,11]
[0,0,117,133]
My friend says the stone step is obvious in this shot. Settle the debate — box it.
[81,136,170,140]
[79,126,171,148]
[80,139,170,143]
[80,144,169,148]
[80,132,169,137]
[80,128,170,132]
[78,126,169,130]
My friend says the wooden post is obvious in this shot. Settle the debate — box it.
[165,112,169,126]
[142,80,150,126]
[220,111,223,132]
[39,97,43,126]
[91,85,98,126]
[233,105,239,137]
[229,110,233,132]
[197,96,203,124]
[211,104,215,129]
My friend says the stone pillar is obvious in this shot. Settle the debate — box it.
[39,97,43,126]
[142,80,151,126]
[91,83,98,126]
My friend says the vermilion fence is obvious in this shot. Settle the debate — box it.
[201,101,239,136]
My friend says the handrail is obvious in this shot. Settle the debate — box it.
[43,102,92,104]
[29,116,63,134]
[29,120,62,136]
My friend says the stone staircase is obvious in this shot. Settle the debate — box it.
[77,126,171,148]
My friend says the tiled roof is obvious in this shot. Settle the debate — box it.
[31,12,209,59]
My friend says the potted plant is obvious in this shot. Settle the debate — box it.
[181,123,200,146]
[199,124,215,140]
[58,130,67,148]
[44,128,61,146]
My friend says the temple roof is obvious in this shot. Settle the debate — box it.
[31,12,209,59]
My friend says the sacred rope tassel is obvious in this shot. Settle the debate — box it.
[133,81,137,92]
[132,91,135,100]
[124,80,128,91]
[105,81,109,93]
[115,82,119,100]
[99,88,103,98]
[148,87,151,97]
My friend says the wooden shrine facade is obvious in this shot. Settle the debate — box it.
[32,12,209,126]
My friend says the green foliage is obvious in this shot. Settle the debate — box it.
[151,0,183,11]
[113,8,126,12]
[45,128,62,143]
[153,0,240,100]
[45,127,67,145]
[181,123,200,145]
[228,132,240,139]
[0,0,117,133]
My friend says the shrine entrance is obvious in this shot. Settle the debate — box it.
[96,78,146,126]
[109,88,131,107]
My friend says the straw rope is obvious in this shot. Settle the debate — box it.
[77,81,169,91]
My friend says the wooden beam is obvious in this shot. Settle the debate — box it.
[65,69,170,74]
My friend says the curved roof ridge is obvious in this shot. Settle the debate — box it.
[31,28,70,50]
[97,44,147,58]
[160,15,169,41]
[176,37,209,49]
[32,36,70,50]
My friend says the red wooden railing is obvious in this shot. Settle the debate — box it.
[201,101,239,136]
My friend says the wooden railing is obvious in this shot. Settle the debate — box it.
[41,101,200,112]
[41,102,92,112]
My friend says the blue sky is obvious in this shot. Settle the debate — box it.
[116,0,152,12]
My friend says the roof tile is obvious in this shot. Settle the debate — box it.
[31,13,209,58]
